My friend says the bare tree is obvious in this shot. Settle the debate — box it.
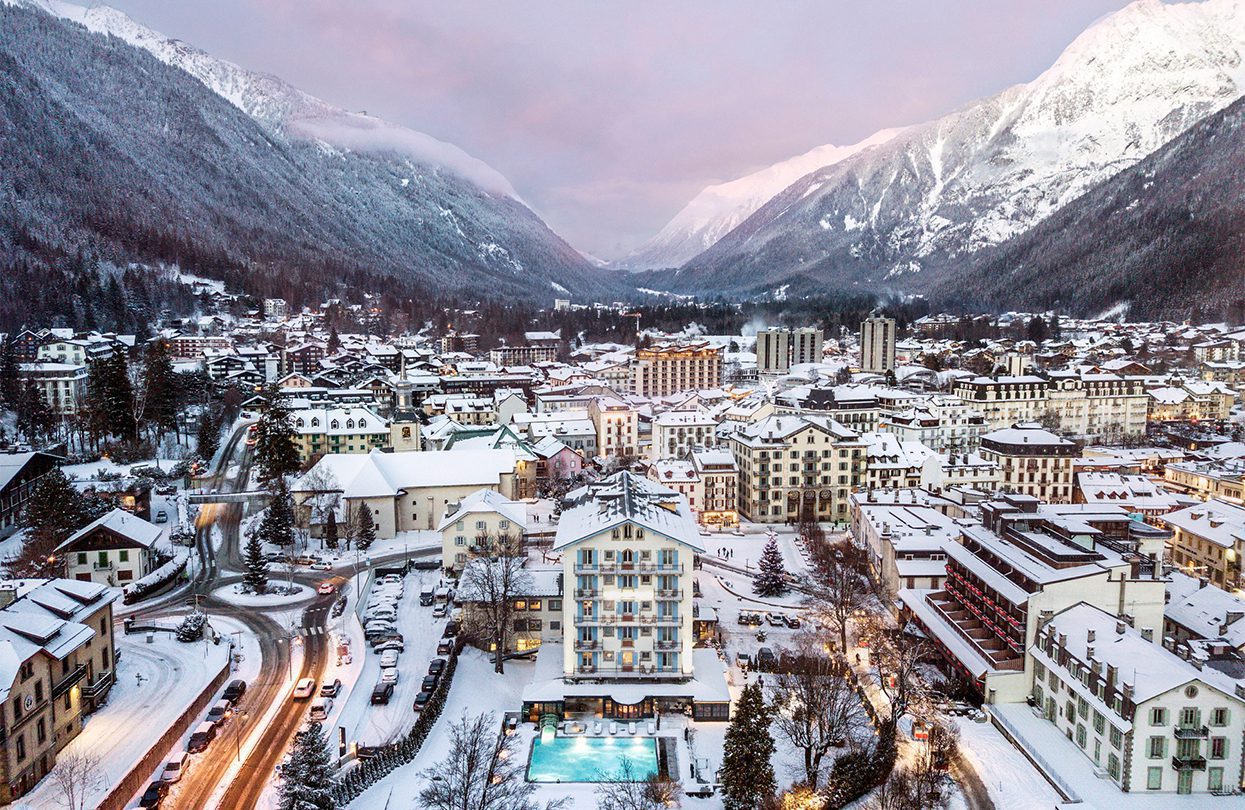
[51,751,102,810]
[805,535,875,654]
[594,759,683,810]
[459,547,531,674]
[767,641,869,790]
[860,616,935,725]
[419,711,567,810]
[292,465,340,547]
[907,722,959,808]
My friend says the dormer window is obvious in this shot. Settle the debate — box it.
[346,419,355,429]
[311,417,320,427]
[330,420,340,429]
[359,419,368,428]
[297,419,305,428]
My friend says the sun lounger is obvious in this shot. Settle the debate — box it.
[609,721,619,735]
[647,721,657,735]
[628,721,637,735]
[593,720,603,735]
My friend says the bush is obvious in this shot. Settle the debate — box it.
[822,721,897,809]
[175,610,208,642]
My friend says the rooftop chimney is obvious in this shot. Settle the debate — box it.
[1115,620,1126,635]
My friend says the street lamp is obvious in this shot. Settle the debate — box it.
[233,709,249,762]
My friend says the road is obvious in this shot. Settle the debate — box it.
[131,421,435,809]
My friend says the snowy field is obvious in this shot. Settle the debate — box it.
[14,627,233,809]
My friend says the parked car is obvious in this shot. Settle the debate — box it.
[310,561,332,571]
[154,510,169,524]
[292,678,316,700]
[419,588,435,606]
[421,675,439,691]
[412,559,440,571]
[331,595,348,617]
[367,608,398,622]
[319,678,342,698]
[756,647,777,671]
[222,679,247,703]
[379,650,400,668]
[380,667,399,684]
[735,652,753,669]
[309,698,333,722]
[431,604,448,619]
[295,720,322,741]
[188,721,217,753]
[442,621,459,638]
[413,690,432,711]
[156,484,177,495]
[428,658,447,676]
[374,639,405,653]
[382,574,403,585]
[159,752,189,783]
[784,615,802,629]
[369,632,403,649]
[318,582,337,595]
[205,699,232,725]
[436,638,453,656]
[138,780,168,809]
[371,682,395,704]
[766,612,786,627]
[294,555,321,566]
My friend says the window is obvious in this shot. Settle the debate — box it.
[1149,707,1168,726]
[1211,736,1228,760]
[1146,767,1162,791]
[1179,707,1200,728]
[1076,725,1087,748]
[118,549,129,562]
[77,552,87,565]
[1147,736,1166,759]
[1209,767,1225,792]
[455,535,465,546]
[1107,753,1120,779]
[36,718,45,744]
[97,551,108,567]
[15,734,24,762]
[1094,713,1105,734]
[1212,707,1230,727]
[549,600,562,611]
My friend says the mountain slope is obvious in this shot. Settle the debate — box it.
[661,0,1245,298]
[938,93,1245,320]
[615,128,904,270]
[0,1,615,311]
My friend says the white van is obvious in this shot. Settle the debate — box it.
[309,697,333,721]
[160,751,190,783]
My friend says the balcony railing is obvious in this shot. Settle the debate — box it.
[1174,725,1209,740]
[655,615,680,625]
[52,664,87,699]
[574,639,599,651]
[1172,755,1207,771]
[655,589,682,599]
[656,639,680,650]
[574,588,598,598]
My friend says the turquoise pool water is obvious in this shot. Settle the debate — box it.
[527,735,658,782]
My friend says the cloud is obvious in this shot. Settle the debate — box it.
[107,0,1133,258]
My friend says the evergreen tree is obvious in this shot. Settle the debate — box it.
[253,385,300,483]
[753,533,788,597]
[323,508,339,550]
[356,502,375,552]
[257,479,296,548]
[0,339,18,408]
[242,529,269,593]
[23,468,96,554]
[326,325,340,354]
[280,722,336,810]
[721,681,776,810]
[16,381,54,443]
[196,409,220,463]
[142,340,179,439]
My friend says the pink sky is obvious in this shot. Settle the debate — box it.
[109,0,1132,258]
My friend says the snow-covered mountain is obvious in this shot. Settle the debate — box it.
[616,129,904,270]
[7,0,520,198]
[662,0,1245,296]
[0,0,619,305]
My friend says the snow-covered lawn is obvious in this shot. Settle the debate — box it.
[14,628,231,810]
[211,582,315,607]
[954,710,1060,810]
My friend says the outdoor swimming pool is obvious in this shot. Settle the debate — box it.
[527,735,659,783]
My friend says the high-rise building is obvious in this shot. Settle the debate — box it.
[860,316,896,373]
[756,327,823,375]
[792,327,824,366]
[631,341,722,397]
[756,328,790,375]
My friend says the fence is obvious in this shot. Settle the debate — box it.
[96,654,230,810]
[987,706,1082,803]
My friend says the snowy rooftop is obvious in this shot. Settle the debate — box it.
[437,488,529,533]
[522,643,730,704]
[554,471,704,553]
[58,507,163,551]
[294,448,519,498]
[1160,499,1245,549]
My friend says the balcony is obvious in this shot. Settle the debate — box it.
[1172,755,1207,771]
[93,562,114,571]
[638,614,657,625]
[571,665,683,680]
[574,639,599,651]
[655,615,681,625]
[573,588,598,599]
[656,639,680,650]
[1174,725,1209,740]
[52,664,87,699]
[574,564,599,574]
[655,589,682,599]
